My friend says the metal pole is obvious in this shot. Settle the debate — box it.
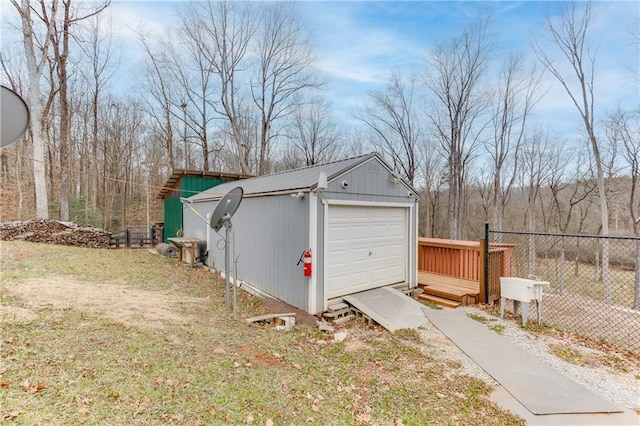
[484,222,490,304]
[233,226,238,319]
[225,222,231,309]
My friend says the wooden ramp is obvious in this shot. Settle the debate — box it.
[417,271,480,308]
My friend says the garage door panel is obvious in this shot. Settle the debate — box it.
[326,205,408,299]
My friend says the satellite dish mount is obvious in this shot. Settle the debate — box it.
[209,187,243,311]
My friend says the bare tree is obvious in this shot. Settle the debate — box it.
[546,147,596,293]
[487,54,543,233]
[183,0,257,175]
[98,98,144,230]
[287,95,340,166]
[424,17,493,239]
[251,2,319,175]
[534,1,613,303]
[76,10,120,216]
[175,8,226,171]
[519,129,556,275]
[138,31,178,170]
[358,72,422,186]
[10,0,58,218]
[419,140,446,237]
[607,108,640,309]
[44,0,110,221]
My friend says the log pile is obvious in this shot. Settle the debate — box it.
[0,219,111,248]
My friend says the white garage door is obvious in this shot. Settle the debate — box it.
[326,205,407,299]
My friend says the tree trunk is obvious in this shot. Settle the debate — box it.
[13,0,50,218]
[634,239,640,310]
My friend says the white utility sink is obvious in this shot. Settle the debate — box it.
[499,277,550,326]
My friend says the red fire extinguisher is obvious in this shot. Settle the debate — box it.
[303,250,312,277]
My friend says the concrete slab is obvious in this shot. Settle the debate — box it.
[343,287,429,332]
[423,309,624,416]
[491,386,640,425]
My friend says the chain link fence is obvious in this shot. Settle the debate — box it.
[487,229,640,354]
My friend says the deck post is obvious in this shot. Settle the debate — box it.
[479,238,486,304]
[482,222,490,303]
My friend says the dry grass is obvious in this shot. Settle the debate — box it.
[0,241,524,425]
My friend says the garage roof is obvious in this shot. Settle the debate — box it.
[188,152,414,201]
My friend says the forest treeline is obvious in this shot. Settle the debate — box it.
[0,0,638,246]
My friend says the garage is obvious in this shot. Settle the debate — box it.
[326,205,408,299]
[182,152,419,314]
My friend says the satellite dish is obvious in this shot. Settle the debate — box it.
[1,85,30,148]
[209,187,243,232]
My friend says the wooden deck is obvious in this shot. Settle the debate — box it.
[417,271,480,308]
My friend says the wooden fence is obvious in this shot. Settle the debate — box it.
[110,226,163,249]
[418,238,513,303]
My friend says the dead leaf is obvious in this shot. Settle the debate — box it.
[356,412,372,423]
[109,389,120,399]
[21,379,47,393]
[131,397,151,411]
[311,404,319,412]
[266,420,274,426]
[213,347,226,354]
[0,367,8,375]
[0,382,10,388]
[74,395,94,406]
[246,413,254,424]
[162,412,184,423]
[292,363,301,370]
[233,362,241,368]
[0,411,21,422]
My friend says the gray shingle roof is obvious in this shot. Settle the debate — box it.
[187,153,378,202]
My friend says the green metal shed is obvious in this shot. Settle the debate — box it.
[157,169,251,243]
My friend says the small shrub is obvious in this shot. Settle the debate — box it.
[489,324,505,335]
[550,343,584,365]
[466,313,488,323]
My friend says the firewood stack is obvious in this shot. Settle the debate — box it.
[0,219,111,248]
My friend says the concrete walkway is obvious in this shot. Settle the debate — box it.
[422,308,639,425]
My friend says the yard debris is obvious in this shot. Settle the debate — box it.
[317,321,335,333]
[244,312,296,325]
[274,316,295,331]
[333,331,348,343]
[0,219,110,248]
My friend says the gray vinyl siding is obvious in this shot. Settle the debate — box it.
[323,157,415,202]
[195,194,310,310]
[182,201,212,241]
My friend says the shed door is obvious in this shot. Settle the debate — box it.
[326,205,407,299]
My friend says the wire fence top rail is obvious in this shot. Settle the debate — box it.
[489,229,640,241]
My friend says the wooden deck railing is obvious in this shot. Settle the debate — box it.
[418,238,512,303]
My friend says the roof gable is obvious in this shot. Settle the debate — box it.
[187,153,418,202]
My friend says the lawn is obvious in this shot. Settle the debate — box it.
[0,241,523,425]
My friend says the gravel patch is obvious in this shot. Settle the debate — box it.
[420,306,640,411]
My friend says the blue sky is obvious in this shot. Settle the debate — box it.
[105,1,640,139]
